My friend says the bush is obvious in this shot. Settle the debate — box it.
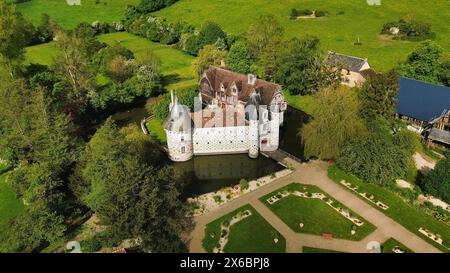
[80,236,102,253]
[239,179,249,191]
[213,195,222,204]
[290,8,298,19]
[298,9,313,16]
[314,10,327,17]
[422,157,450,203]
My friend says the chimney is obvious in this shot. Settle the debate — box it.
[220,60,226,69]
[248,74,257,86]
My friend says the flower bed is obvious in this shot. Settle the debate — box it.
[188,169,292,216]
[213,210,252,253]
[340,180,389,210]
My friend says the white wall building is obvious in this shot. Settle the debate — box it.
[164,66,287,162]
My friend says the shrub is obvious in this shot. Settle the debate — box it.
[314,10,327,17]
[290,8,298,19]
[213,195,222,204]
[80,237,102,253]
[239,179,249,191]
[298,9,313,16]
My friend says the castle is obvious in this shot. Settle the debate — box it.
[164,65,287,162]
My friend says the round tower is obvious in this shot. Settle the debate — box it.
[246,92,261,159]
[163,92,193,162]
[269,104,280,151]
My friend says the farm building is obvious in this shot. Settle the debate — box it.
[324,51,376,87]
[396,77,450,147]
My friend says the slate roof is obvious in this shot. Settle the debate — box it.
[428,128,450,145]
[201,66,281,105]
[396,77,450,122]
[324,51,369,72]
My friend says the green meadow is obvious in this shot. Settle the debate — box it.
[24,32,196,90]
[154,0,450,71]
[0,174,24,236]
[15,0,139,29]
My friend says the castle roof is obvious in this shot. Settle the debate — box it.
[202,66,281,105]
[192,105,246,128]
[163,95,192,133]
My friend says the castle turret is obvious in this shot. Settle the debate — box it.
[246,92,261,159]
[268,104,280,151]
[164,91,193,162]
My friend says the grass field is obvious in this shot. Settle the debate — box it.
[328,166,450,252]
[24,32,197,90]
[203,204,285,253]
[260,183,376,241]
[154,0,450,71]
[381,238,413,253]
[0,174,24,235]
[146,118,166,144]
[282,91,316,115]
[15,0,138,29]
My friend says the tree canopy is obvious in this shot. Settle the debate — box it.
[301,86,366,160]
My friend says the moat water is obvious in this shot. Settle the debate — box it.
[111,105,310,197]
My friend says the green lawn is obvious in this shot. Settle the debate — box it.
[382,238,413,253]
[260,183,376,241]
[282,91,316,115]
[146,118,166,144]
[328,166,450,252]
[0,174,24,235]
[302,246,344,253]
[16,0,139,29]
[154,0,450,71]
[24,42,60,66]
[203,204,285,253]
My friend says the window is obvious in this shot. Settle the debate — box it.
[181,146,186,153]
[181,136,185,142]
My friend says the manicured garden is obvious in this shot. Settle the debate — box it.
[381,238,413,253]
[328,165,450,252]
[202,204,285,253]
[260,183,376,241]
[15,0,139,29]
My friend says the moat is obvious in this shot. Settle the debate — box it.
[112,105,310,197]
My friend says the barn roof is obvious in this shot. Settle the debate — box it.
[396,77,450,122]
[428,128,450,145]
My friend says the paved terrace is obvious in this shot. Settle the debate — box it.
[187,151,441,253]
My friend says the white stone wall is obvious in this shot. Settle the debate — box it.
[166,130,193,162]
[248,120,259,158]
[193,126,250,155]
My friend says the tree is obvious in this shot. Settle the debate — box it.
[301,86,366,159]
[72,119,190,252]
[0,0,33,62]
[246,15,283,59]
[359,69,399,120]
[106,55,134,83]
[439,60,450,87]
[192,45,227,78]
[275,37,339,95]
[197,21,227,50]
[399,41,443,85]
[422,157,450,203]
[337,132,414,185]
[226,41,256,74]
[246,15,284,81]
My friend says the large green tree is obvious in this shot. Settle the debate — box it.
[275,37,339,95]
[399,41,443,85]
[226,41,256,74]
[192,44,227,78]
[72,120,190,252]
[422,157,450,203]
[301,86,366,159]
[359,69,399,120]
[0,0,33,69]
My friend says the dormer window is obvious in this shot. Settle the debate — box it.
[232,87,237,95]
